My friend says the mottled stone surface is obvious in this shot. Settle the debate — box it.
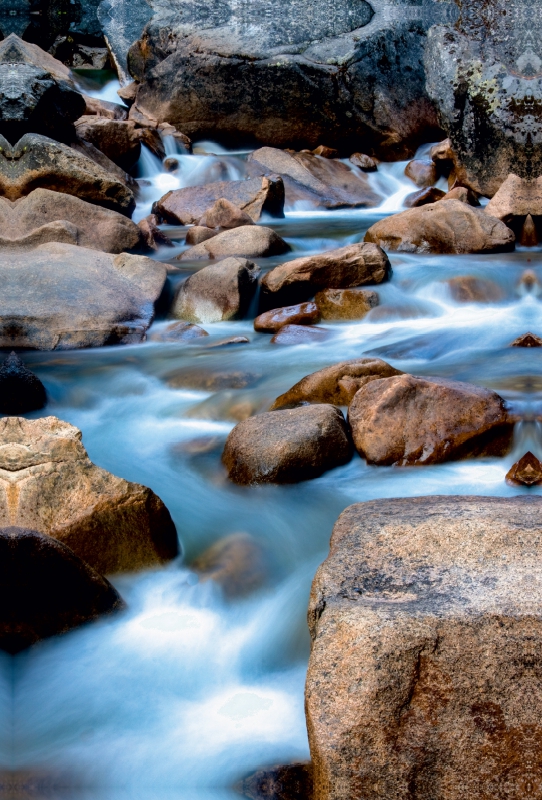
[172,257,260,323]
[306,495,542,800]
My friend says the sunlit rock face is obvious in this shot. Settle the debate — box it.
[425,0,542,197]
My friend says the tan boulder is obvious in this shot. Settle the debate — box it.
[315,288,379,319]
[404,158,438,187]
[178,226,289,261]
[185,226,218,245]
[82,95,129,120]
[365,200,515,254]
[260,243,390,310]
[485,174,542,221]
[306,495,542,800]
[271,358,402,409]
[348,374,513,465]
[198,198,254,229]
[254,302,321,333]
[172,257,260,322]
[222,405,352,484]
[0,417,178,574]
[153,176,285,224]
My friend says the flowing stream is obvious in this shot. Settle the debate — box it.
[4,76,542,800]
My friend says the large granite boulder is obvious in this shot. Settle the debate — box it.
[172,257,260,323]
[306,495,542,800]
[0,34,85,143]
[0,242,166,349]
[260,243,391,310]
[0,526,123,654]
[348,374,513,465]
[364,200,515,254]
[0,416,178,575]
[0,134,136,216]
[0,190,141,253]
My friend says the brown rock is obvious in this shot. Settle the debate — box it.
[510,332,542,347]
[135,126,166,160]
[149,321,209,342]
[163,157,179,173]
[191,533,268,598]
[446,276,504,303]
[172,257,260,322]
[348,374,512,465]
[442,186,479,204]
[404,158,438,187]
[199,198,255,229]
[74,116,141,171]
[239,762,313,800]
[222,405,352,484]
[248,147,382,209]
[117,82,138,105]
[82,95,128,120]
[0,190,141,253]
[0,526,123,654]
[519,214,539,247]
[0,417,178,574]
[185,226,218,246]
[365,200,515,254]
[254,303,321,333]
[271,358,402,410]
[349,153,378,171]
[404,187,446,208]
[138,214,174,250]
[312,146,339,158]
[505,452,542,486]
[430,137,454,162]
[315,288,379,319]
[306,495,542,800]
[153,176,285,225]
[260,243,391,310]
[179,226,289,261]
[270,325,330,345]
[166,369,260,391]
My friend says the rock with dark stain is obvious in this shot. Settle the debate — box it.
[505,452,542,486]
[0,353,46,414]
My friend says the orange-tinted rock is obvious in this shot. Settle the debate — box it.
[315,288,379,319]
[404,158,438,187]
[510,332,542,347]
[505,452,542,486]
[312,146,339,158]
[254,303,321,333]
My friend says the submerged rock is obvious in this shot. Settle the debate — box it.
[0,353,46,415]
[149,321,209,342]
[191,533,268,599]
[0,416,178,575]
[306,495,542,800]
[254,303,321,333]
[270,325,330,345]
[260,243,390,310]
[315,288,379,319]
[505,452,542,486]
[271,358,402,409]
[179,226,289,261]
[223,405,352,484]
[172,257,260,322]
[365,200,515,254]
[0,526,123,654]
[446,276,504,303]
[348,374,513,465]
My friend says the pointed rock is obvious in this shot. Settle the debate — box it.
[510,332,542,347]
[505,452,542,486]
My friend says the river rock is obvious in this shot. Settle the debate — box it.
[74,116,141,171]
[0,190,141,253]
[172,257,260,323]
[306,495,542,800]
[404,158,438,187]
[271,358,402,409]
[199,198,254,229]
[0,34,86,143]
[485,174,542,222]
[138,214,174,250]
[270,325,330,345]
[260,243,390,310]
[404,187,446,208]
[0,242,167,349]
[191,533,268,599]
[82,95,129,121]
[0,416,178,575]
[315,288,379,319]
[348,374,513,465]
[0,526,123,654]
[349,153,377,171]
[364,200,515,254]
[179,227,289,261]
[149,321,209,342]
[510,332,542,347]
[185,226,218,246]
[0,353,47,415]
[254,303,321,333]
[0,134,136,216]
[166,368,260,391]
[505,452,542,486]
[153,176,285,225]
[222,405,352,484]
[248,148,383,209]
[446,276,504,303]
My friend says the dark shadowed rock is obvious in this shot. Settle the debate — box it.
[223,405,352,484]
[510,332,542,347]
[82,95,129,120]
[404,187,446,208]
[365,200,515,254]
[505,452,542,486]
[348,374,513,465]
[312,146,338,158]
[154,176,285,224]
[0,353,46,414]
[271,358,402,409]
[138,214,174,250]
[179,227,289,261]
[149,321,209,342]
[404,158,437,187]
[260,243,390,310]
[254,303,321,333]
[0,526,123,654]
[0,417,178,574]
[270,325,330,345]
[315,288,379,319]
[306,495,542,800]
[199,198,255,229]
[172,258,260,322]
[191,533,268,599]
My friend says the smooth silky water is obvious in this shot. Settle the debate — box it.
[2,77,542,800]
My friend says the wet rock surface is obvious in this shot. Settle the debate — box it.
[505,452,542,486]
[306,496,542,800]
[179,226,289,261]
[223,405,352,485]
[270,325,330,345]
[254,303,321,333]
[315,288,379,320]
[173,257,260,323]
